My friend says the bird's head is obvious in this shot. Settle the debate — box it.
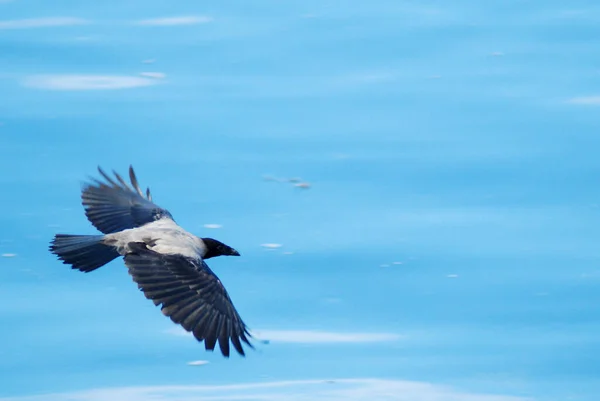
[202,238,241,259]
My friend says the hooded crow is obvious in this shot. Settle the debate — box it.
[49,166,253,358]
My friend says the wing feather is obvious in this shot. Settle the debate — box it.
[81,165,174,234]
[128,166,145,197]
[123,242,253,358]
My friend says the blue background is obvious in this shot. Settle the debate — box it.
[1,1,599,400]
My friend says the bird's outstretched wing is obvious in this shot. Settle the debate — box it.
[81,165,174,234]
[123,242,254,357]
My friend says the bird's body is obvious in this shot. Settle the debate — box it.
[49,166,253,358]
[104,218,208,259]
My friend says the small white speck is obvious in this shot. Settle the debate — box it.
[392,261,403,265]
[140,72,166,79]
[187,360,209,366]
[324,297,341,304]
[203,223,222,229]
[263,174,284,182]
[380,264,390,268]
[74,36,97,42]
[2,253,16,258]
[142,58,156,64]
[447,274,459,278]
[261,243,282,249]
[294,182,311,189]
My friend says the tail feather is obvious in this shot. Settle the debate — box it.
[50,234,120,273]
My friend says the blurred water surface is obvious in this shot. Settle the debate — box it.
[1,1,600,400]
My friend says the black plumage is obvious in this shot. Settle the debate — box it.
[124,242,253,357]
[81,166,173,234]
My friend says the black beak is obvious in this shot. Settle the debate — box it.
[230,249,240,256]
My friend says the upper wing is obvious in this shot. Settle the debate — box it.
[81,165,174,234]
[123,242,254,357]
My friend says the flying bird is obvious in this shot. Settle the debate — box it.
[49,166,253,358]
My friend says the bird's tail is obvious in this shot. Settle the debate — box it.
[49,234,120,273]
